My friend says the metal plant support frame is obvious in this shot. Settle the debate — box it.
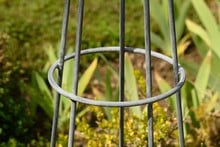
[48,0,186,147]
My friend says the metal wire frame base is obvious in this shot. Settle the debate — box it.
[48,0,186,146]
[48,47,185,107]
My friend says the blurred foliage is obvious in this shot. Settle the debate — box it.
[149,0,191,55]
[0,0,220,146]
[0,32,51,144]
[156,1,220,146]
[74,103,178,146]
[0,0,64,144]
[92,54,142,119]
[25,44,98,133]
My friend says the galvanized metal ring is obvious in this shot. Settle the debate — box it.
[48,46,186,107]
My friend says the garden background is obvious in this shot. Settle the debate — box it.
[0,0,220,146]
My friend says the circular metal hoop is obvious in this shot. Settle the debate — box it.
[48,46,185,107]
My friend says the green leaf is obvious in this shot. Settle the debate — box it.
[43,45,58,72]
[58,58,98,130]
[154,72,176,111]
[62,59,74,92]
[46,44,57,63]
[177,34,191,56]
[78,58,98,96]
[105,69,113,101]
[188,110,200,128]
[186,19,211,47]
[60,59,74,115]
[191,0,220,40]
[191,34,220,93]
[205,92,219,113]
[180,58,198,78]
[33,72,52,99]
[191,88,199,109]
[195,51,212,101]
[191,0,220,58]
[181,81,197,115]
[175,0,191,41]
[124,54,141,117]
[150,0,169,41]
[149,0,190,54]
[31,71,53,118]
[151,32,165,50]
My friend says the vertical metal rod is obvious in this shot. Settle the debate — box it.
[168,0,185,147]
[119,0,125,146]
[143,0,153,146]
[50,0,70,146]
[68,0,84,146]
